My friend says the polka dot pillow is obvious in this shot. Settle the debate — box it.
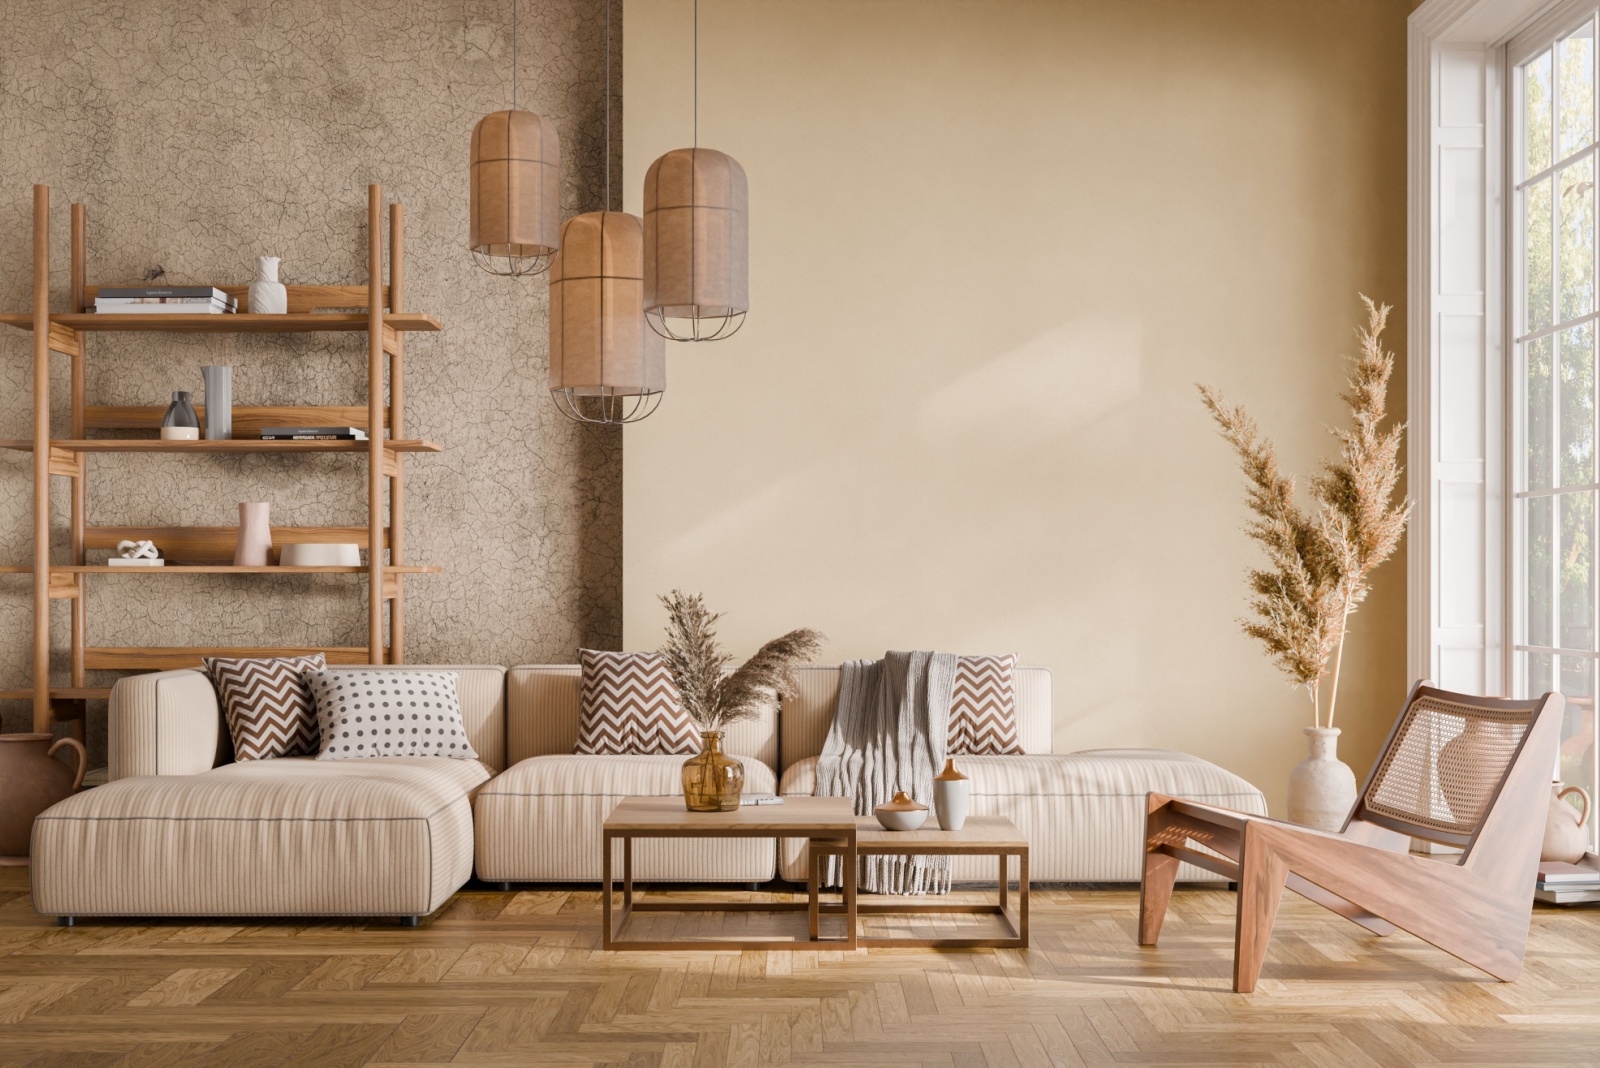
[303,669,479,761]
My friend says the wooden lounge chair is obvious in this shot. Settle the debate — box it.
[1138,681,1565,992]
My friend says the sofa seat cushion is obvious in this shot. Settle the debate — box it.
[474,754,777,883]
[31,757,491,918]
[778,749,1267,883]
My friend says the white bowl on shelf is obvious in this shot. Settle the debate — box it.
[279,543,361,567]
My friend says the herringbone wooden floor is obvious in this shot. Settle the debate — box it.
[1,867,1597,1067]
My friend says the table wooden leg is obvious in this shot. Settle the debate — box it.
[623,835,634,912]
[998,851,1008,912]
[602,830,614,948]
[1019,849,1029,948]
[808,838,820,941]
[844,829,858,951]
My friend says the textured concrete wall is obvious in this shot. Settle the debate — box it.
[0,0,623,762]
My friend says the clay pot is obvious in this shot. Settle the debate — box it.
[0,733,87,860]
[874,790,929,831]
[1543,785,1592,864]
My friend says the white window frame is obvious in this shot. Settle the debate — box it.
[1410,0,1565,696]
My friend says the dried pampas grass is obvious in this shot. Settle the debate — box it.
[657,590,825,732]
[1201,296,1411,728]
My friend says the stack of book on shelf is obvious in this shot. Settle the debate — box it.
[1535,860,1600,905]
[259,426,368,442]
[93,287,237,314]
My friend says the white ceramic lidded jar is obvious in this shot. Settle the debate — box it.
[248,256,287,314]
[934,758,970,830]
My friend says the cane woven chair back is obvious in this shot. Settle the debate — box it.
[1356,686,1547,848]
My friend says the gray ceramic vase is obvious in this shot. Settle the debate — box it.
[201,365,232,440]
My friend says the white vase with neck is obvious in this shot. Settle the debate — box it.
[1287,726,1357,832]
[248,256,287,314]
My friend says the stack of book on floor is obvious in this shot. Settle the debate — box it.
[93,287,237,314]
[259,426,368,441]
[1535,860,1600,904]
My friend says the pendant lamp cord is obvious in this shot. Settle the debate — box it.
[693,0,698,148]
[512,0,519,110]
[605,0,612,211]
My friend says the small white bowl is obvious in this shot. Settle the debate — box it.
[279,542,361,567]
[159,426,199,441]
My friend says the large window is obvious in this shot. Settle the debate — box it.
[1513,9,1600,843]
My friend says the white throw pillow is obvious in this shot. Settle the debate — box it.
[304,668,479,761]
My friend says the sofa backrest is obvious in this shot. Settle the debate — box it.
[780,663,1054,765]
[507,665,780,770]
[324,664,508,772]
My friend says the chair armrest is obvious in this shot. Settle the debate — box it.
[107,669,227,780]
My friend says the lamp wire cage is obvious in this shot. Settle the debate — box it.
[551,388,663,425]
[469,0,560,277]
[647,304,745,342]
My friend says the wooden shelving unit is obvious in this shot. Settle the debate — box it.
[2,183,438,734]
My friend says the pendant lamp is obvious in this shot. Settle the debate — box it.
[469,0,561,276]
[643,0,749,341]
[548,0,665,424]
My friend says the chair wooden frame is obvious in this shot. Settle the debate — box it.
[1138,681,1565,992]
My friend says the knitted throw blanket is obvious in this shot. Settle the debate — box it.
[816,650,957,895]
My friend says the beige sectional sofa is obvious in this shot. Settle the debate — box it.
[30,661,1266,923]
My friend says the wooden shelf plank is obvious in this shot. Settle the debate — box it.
[83,283,390,314]
[85,647,388,671]
[0,438,441,454]
[0,687,110,702]
[85,524,386,563]
[0,312,439,333]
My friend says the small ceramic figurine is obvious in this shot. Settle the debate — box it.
[248,256,287,314]
[874,790,929,831]
[109,539,163,567]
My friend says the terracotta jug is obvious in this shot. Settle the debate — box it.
[1542,785,1592,864]
[0,733,87,860]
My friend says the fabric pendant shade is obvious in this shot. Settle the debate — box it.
[548,211,666,423]
[469,109,561,276]
[643,147,748,341]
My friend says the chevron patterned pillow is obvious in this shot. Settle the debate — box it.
[203,653,327,761]
[574,649,701,755]
[947,653,1024,755]
[305,669,479,761]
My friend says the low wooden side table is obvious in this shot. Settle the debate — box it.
[809,815,1029,948]
[601,795,859,951]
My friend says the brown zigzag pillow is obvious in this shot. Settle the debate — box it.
[203,653,327,761]
[947,653,1023,755]
[574,649,701,755]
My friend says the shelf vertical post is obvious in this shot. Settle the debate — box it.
[389,201,406,664]
[31,185,51,731]
[69,203,88,724]
[367,184,385,663]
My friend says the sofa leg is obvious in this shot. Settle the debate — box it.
[399,915,420,928]
[747,882,761,892]
[499,882,513,892]
[57,916,75,928]
[1228,881,1239,892]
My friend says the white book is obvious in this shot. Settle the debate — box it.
[93,303,234,315]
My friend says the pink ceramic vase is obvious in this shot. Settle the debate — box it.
[234,502,272,566]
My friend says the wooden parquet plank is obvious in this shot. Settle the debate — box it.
[367,1011,483,1063]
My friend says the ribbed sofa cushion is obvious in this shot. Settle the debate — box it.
[474,755,777,883]
[778,749,1267,883]
[31,757,490,918]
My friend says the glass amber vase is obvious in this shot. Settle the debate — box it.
[682,730,744,812]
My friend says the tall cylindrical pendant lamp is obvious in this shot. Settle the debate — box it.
[470,109,561,276]
[643,147,748,341]
[549,211,665,423]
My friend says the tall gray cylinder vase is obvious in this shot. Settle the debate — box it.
[201,366,232,440]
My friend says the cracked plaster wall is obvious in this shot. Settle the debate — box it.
[0,0,623,764]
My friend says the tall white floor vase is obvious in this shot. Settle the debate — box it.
[1287,726,1357,831]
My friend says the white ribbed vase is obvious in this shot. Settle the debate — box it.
[1287,726,1357,832]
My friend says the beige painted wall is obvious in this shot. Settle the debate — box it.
[0,0,624,762]
[623,0,1412,814]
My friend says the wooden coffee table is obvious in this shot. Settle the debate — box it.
[809,815,1029,948]
[601,795,859,950]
